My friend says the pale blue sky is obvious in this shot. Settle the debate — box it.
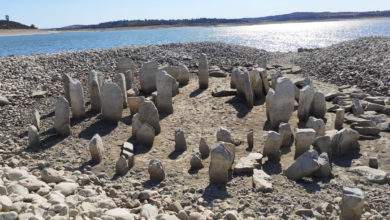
[2,0,390,28]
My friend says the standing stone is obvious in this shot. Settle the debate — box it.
[241,70,254,108]
[54,96,71,136]
[174,129,187,152]
[266,77,295,130]
[137,123,156,148]
[31,109,41,131]
[270,70,283,89]
[198,53,209,89]
[249,68,264,99]
[132,113,142,137]
[311,92,326,118]
[116,155,129,176]
[162,64,190,86]
[259,70,270,94]
[247,130,254,150]
[199,137,210,159]
[117,57,135,90]
[313,135,332,157]
[314,152,332,178]
[127,97,140,115]
[114,73,128,108]
[298,85,315,122]
[156,71,174,114]
[190,152,203,170]
[140,61,159,94]
[88,70,101,113]
[306,116,326,137]
[351,99,364,116]
[62,73,72,103]
[138,98,161,134]
[89,134,103,163]
[69,79,85,118]
[331,128,360,157]
[279,123,294,148]
[209,142,235,185]
[148,159,165,182]
[335,108,345,130]
[216,127,233,144]
[28,125,39,148]
[285,149,320,180]
[263,131,282,160]
[230,68,240,89]
[340,187,365,220]
[294,128,316,159]
[101,82,123,122]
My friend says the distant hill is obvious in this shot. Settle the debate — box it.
[0,20,36,29]
[58,10,390,30]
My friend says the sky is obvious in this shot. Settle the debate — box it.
[1,0,390,28]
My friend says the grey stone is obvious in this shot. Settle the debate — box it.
[249,68,265,99]
[138,98,161,134]
[190,152,203,170]
[234,153,263,175]
[279,123,294,148]
[140,61,159,94]
[241,70,254,108]
[69,79,85,118]
[198,53,209,89]
[131,113,142,137]
[101,82,124,122]
[54,182,79,196]
[137,123,155,148]
[259,70,270,93]
[89,134,103,163]
[252,169,273,192]
[247,130,254,149]
[230,68,240,89]
[162,64,190,86]
[311,92,326,118]
[263,131,282,160]
[216,127,233,144]
[294,128,316,159]
[156,71,175,114]
[54,96,71,136]
[266,77,295,130]
[0,211,18,220]
[306,116,326,137]
[148,159,165,182]
[31,109,41,131]
[314,153,332,178]
[0,195,12,211]
[353,126,380,136]
[117,58,135,90]
[209,142,235,185]
[41,168,66,183]
[116,155,129,176]
[199,137,210,159]
[270,70,283,89]
[298,85,315,122]
[351,99,364,116]
[335,108,345,130]
[313,135,332,157]
[174,129,187,152]
[348,166,388,184]
[369,157,379,169]
[0,96,9,106]
[340,187,365,220]
[114,73,128,108]
[62,73,72,103]
[28,125,39,148]
[285,150,320,180]
[88,71,102,113]
[331,128,359,157]
[127,97,140,115]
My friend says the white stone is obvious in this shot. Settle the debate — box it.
[140,204,158,219]
[114,73,128,108]
[31,109,41,131]
[28,125,39,148]
[88,70,102,112]
[161,64,190,86]
[69,78,85,118]
[156,71,175,114]
[252,169,273,192]
[54,182,79,196]
[54,96,71,136]
[263,131,282,160]
[101,81,124,122]
[140,61,159,94]
[89,134,103,163]
[249,68,265,99]
[198,53,209,89]
[62,73,72,103]
[138,98,161,134]
[298,85,315,122]
[105,208,135,220]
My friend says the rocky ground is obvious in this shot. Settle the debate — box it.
[0,38,389,219]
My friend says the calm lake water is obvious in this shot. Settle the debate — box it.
[1,18,390,57]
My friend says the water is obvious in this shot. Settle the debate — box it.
[1,18,390,57]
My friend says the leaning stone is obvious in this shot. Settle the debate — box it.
[351,99,364,116]
[348,166,388,184]
[263,131,282,160]
[198,53,209,89]
[156,71,174,114]
[199,137,210,159]
[311,92,326,119]
[88,71,102,113]
[294,128,316,159]
[285,150,320,180]
[116,155,129,176]
[127,97,140,114]
[340,187,365,220]
[252,169,273,192]
[331,128,359,157]
[298,85,315,122]
[190,152,203,170]
[89,134,103,163]
[148,159,165,182]
[234,153,263,175]
[62,73,72,103]
[247,130,254,150]
[174,129,187,152]
[28,125,39,148]
[279,123,294,148]
[306,116,326,137]
[161,64,190,86]
[209,142,235,185]
[138,98,161,134]
[313,135,332,157]
[137,123,156,148]
[54,96,71,136]
[69,79,86,118]
[266,77,295,130]
[216,127,233,144]
[31,109,41,131]
[140,61,159,94]
[313,153,332,178]
[101,82,124,122]
[335,108,345,130]
[114,73,128,108]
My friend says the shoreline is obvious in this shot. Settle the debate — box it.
[1,16,389,37]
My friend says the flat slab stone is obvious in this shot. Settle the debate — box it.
[252,169,273,192]
[233,153,263,175]
[348,166,389,184]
